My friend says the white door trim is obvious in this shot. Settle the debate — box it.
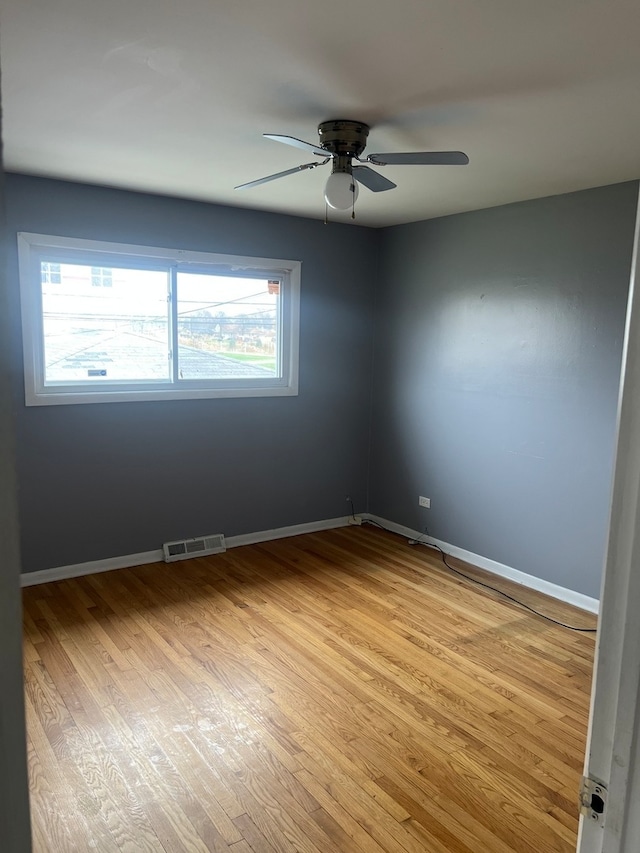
[578,187,640,853]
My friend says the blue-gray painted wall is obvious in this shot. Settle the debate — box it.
[370,183,638,598]
[6,176,638,597]
[6,175,377,572]
[0,160,32,853]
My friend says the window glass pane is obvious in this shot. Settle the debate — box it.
[41,261,170,384]
[177,273,279,380]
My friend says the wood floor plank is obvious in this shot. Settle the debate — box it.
[23,525,595,852]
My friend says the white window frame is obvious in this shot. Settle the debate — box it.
[18,233,300,406]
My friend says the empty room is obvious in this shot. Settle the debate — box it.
[2,2,640,852]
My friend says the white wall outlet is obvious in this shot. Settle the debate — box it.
[418,496,431,508]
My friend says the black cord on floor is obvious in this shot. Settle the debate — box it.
[363,519,598,633]
[348,497,357,521]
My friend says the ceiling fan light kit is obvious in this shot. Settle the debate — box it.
[235,119,469,218]
[324,170,359,210]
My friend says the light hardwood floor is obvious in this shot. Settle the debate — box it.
[22,525,596,852]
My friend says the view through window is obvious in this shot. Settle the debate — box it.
[41,264,279,385]
[176,272,279,381]
[42,263,170,383]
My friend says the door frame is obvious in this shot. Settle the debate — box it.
[578,188,640,853]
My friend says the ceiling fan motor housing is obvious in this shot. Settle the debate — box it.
[318,120,370,172]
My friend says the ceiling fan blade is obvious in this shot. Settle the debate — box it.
[264,133,330,158]
[367,151,469,166]
[234,161,325,190]
[352,166,397,193]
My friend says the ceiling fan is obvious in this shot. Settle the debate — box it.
[235,119,469,212]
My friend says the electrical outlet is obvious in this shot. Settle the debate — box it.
[418,496,431,508]
[348,515,363,525]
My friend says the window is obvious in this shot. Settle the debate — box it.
[90,267,113,287]
[41,262,61,284]
[18,233,300,406]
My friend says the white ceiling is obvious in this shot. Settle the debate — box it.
[2,0,640,227]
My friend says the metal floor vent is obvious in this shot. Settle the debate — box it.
[163,533,226,563]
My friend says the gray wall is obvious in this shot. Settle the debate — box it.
[0,155,32,849]
[6,175,377,573]
[370,182,638,599]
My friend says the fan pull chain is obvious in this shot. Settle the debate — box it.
[324,202,328,225]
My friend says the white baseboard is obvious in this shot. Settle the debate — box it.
[366,514,600,615]
[225,515,352,548]
[20,549,164,588]
[19,513,600,614]
[19,516,353,588]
